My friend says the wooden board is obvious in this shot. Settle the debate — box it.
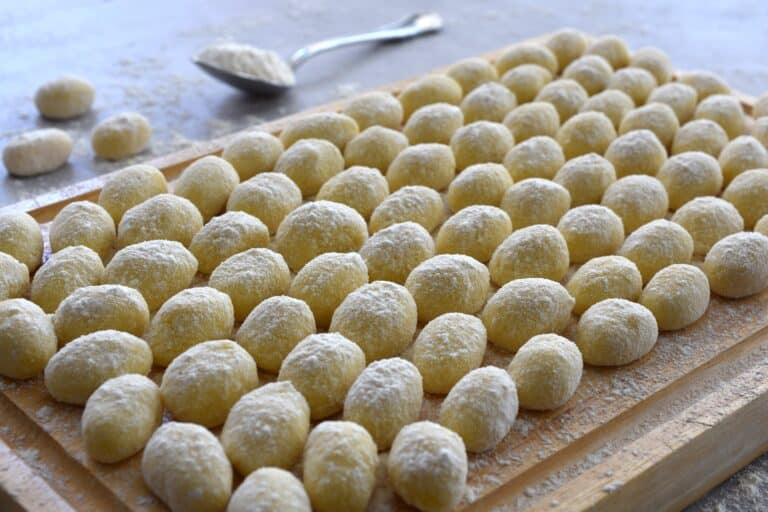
[1,32,767,512]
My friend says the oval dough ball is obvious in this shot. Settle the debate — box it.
[2,128,72,177]
[274,138,344,196]
[671,196,744,255]
[586,35,630,69]
[535,79,589,122]
[398,74,463,121]
[275,200,368,271]
[619,103,679,148]
[545,28,588,70]
[501,64,552,104]
[567,255,643,315]
[753,117,768,148]
[601,175,669,233]
[278,332,365,419]
[279,112,359,150]
[446,57,498,94]
[221,381,310,474]
[648,83,698,124]
[303,421,377,512]
[343,357,423,450]
[439,366,518,452]
[146,287,234,366]
[0,221,40,265]
[227,172,302,233]
[142,422,232,512]
[209,248,290,321]
[81,374,162,463]
[343,91,403,130]
[557,204,624,263]
[0,299,56,379]
[387,143,456,191]
[91,112,151,160]
[507,333,583,410]
[447,162,512,211]
[503,101,560,142]
[161,340,257,427]
[98,164,168,223]
[704,232,768,298]
[45,330,152,405]
[608,67,657,105]
[0,252,29,301]
[482,278,574,352]
[228,468,311,512]
[579,89,635,130]
[104,240,198,310]
[604,129,667,178]
[496,43,558,76]
[436,205,512,262]
[755,93,768,119]
[575,298,658,366]
[672,119,729,157]
[53,284,149,344]
[630,47,673,85]
[368,185,445,234]
[722,168,768,228]
[640,264,710,330]
[30,246,103,313]
[501,178,571,228]
[359,221,435,283]
[450,121,514,171]
[388,421,467,512]
[557,111,617,159]
[412,313,486,394]
[344,126,408,172]
[50,201,116,259]
[404,103,464,145]
[330,281,416,362]
[718,135,768,186]
[221,131,284,180]
[489,224,569,285]
[405,254,490,323]
[317,166,389,220]
[756,214,768,237]
[553,153,616,205]
[503,135,565,181]
[694,94,745,140]
[657,151,723,209]
[460,82,517,123]
[289,252,368,328]
[236,296,316,373]
[34,75,94,119]
[117,193,202,248]
[563,55,613,95]
[189,211,269,274]
[618,219,694,283]
[174,155,239,221]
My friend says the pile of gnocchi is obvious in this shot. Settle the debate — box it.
[2,28,768,512]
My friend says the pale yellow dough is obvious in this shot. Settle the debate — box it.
[501,178,571,228]
[2,128,72,177]
[317,166,389,219]
[496,43,558,76]
[703,232,768,298]
[34,75,94,119]
[81,374,162,463]
[601,175,669,233]
[343,126,409,172]
[482,277,574,352]
[489,224,570,285]
[607,67,657,105]
[221,131,284,180]
[447,163,512,212]
[557,204,624,263]
[274,138,344,196]
[279,112,359,150]
[647,83,698,123]
[753,117,768,148]
[503,101,560,142]
[404,103,463,144]
[503,136,565,181]
[227,468,311,512]
[460,82,517,123]
[694,94,746,140]
[545,28,588,71]
[0,299,56,379]
[227,172,302,234]
[0,212,43,271]
[718,136,768,186]
[604,129,667,178]
[722,168,768,228]
[567,255,643,315]
[369,186,445,234]
[117,193,202,248]
[756,214,768,236]
[436,205,512,262]
[672,119,729,157]
[450,121,514,170]
[618,219,694,283]
[174,155,239,221]
[535,79,589,122]
[91,112,151,160]
[578,89,634,130]
[343,91,403,130]
[586,35,630,69]
[671,196,744,255]
[387,143,456,191]
[501,64,552,104]
[446,57,498,94]
[563,55,613,95]
[553,153,616,206]
[98,164,168,223]
[0,252,29,302]
[50,201,115,260]
[630,47,673,85]
[657,151,723,210]
[189,211,270,274]
[359,221,435,283]
[640,264,710,330]
[398,74,463,121]
[557,111,616,159]
[619,102,679,148]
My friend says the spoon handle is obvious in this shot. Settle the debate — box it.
[288,12,443,70]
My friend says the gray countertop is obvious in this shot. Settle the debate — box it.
[1,0,767,509]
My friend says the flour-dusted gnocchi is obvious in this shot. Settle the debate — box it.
[553,153,616,206]
[316,166,389,220]
[671,196,744,255]
[274,138,344,196]
[398,74,463,121]
[221,131,284,180]
[50,201,116,260]
[92,112,152,160]
[117,193,203,248]
[489,224,570,285]
[607,67,657,105]
[604,129,667,178]
[694,94,745,140]
[503,101,560,142]
[34,75,94,119]
[718,136,768,187]
[567,255,643,315]
[640,264,710,330]
[0,252,29,301]
[563,55,613,95]
[446,57,498,94]
[387,143,456,191]
[601,175,669,233]
[97,164,168,223]
[497,42,558,75]
[503,136,565,181]
[221,381,310,475]
[44,330,152,405]
[557,204,624,263]
[0,299,56,379]
[545,28,588,71]
[343,126,409,172]
[500,64,552,104]
[619,102,679,149]
[578,89,634,130]
[189,211,270,274]
[704,232,768,298]
[460,82,517,123]
[672,119,728,157]
[279,112,359,150]
[446,163,512,212]
[647,83,698,124]
[174,155,240,221]
[630,47,673,84]
[501,178,571,228]
[450,121,514,170]
[436,205,512,262]
[2,128,73,177]
[535,79,589,122]
[31,246,104,313]
[557,111,616,159]
[359,221,435,284]
[404,103,464,145]
[368,186,445,234]
[81,374,162,463]
[0,212,43,271]
[227,468,311,512]
[618,219,694,283]
[343,91,403,130]
[227,172,302,234]
[657,151,723,210]
[722,168,768,228]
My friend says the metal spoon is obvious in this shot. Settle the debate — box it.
[193,12,443,95]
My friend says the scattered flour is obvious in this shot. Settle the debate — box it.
[198,43,295,86]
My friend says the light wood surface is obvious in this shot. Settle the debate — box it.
[0,33,766,511]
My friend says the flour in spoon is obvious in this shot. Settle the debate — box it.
[198,43,296,86]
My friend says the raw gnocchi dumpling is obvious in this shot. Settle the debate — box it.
[460,82,516,123]
[607,67,657,105]
[500,64,552,104]
[227,172,302,234]
[578,89,634,130]
[0,252,29,302]
[722,168,768,228]
[2,129,73,177]
[604,129,667,178]
[446,163,512,212]
[0,212,43,271]
[174,155,239,221]
[403,103,464,145]
[91,112,152,160]
[647,83,698,124]
[343,126,409,172]
[670,196,744,255]
[435,205,512,262]
[553,153,616,206]
[557,110,616,159]
[534,79,588,122]
[97,164,168,224]
[228,468,311,512]
[703,232,768,298]
[368,186,445,234]
[563,55,613,95]
[496,42,558,75]
[34,76,95,119]
[44,330,152,405]
[450,121,514,171]
[274,138,344,197]
[398,74,463,121]
[316,166,389,220]
[503,136,565,181]
[630,47,673,85]
[0,299,57,379]
[221,381,310,475]
[142,422,233,512]
[640,264,710,330]
[503,101,560,142]
[189,211,270,274]
[343,357,423,450]
[619,103,679,149]
[718,136,768,187]
[600,175,669,234]
[618,219,694,283]
[343,91,403,130]
[501,178,571,228]
[279,112,359,150]
[221,131,284,180]
[359,221,435,284]
[566,255,643,315]
[50,201,116,260]
[446,57,498,94]
[117,193,203,248]
[387,143,456,191]
[546,28,588,71]
[557,204,624,263]
[694,94,745,140]
[657,151,723,210]
[81,374,162,463]
[489,224,570,285]
[672,119,728,157]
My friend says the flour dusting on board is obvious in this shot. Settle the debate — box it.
[198,43,295,86]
